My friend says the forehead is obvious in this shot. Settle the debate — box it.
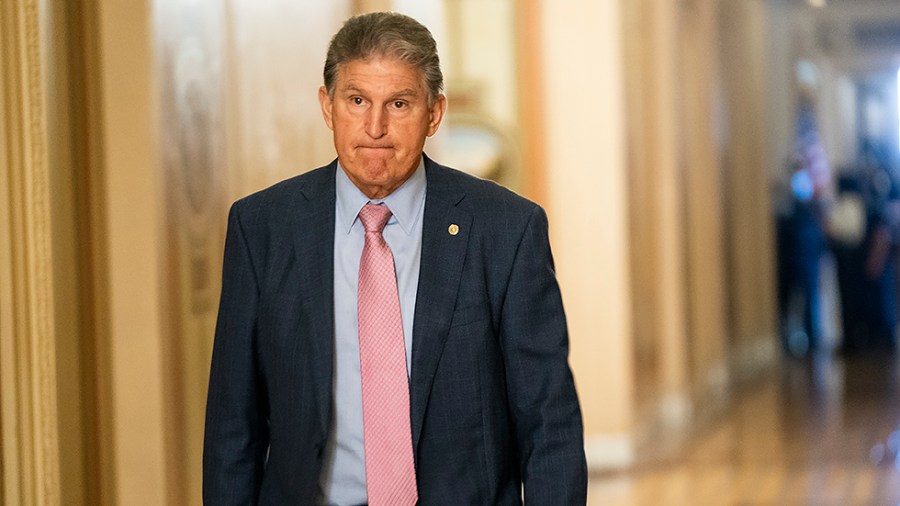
[335,58,425,92]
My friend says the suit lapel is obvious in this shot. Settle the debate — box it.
[293,159,472,448]
[292,163,337,434]
[410,158,472,450]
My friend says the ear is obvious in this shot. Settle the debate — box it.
[318,86,334,130]
[426,94,447,137]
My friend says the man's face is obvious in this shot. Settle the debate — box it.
[319,58,446,199]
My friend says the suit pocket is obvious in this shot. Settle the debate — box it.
[450,303,490,329]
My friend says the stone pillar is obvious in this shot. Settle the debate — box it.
[96,0,169,503]
[538,0,635,468]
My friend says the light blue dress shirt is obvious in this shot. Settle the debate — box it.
[317,159,426,505]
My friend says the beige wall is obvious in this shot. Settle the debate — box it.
[623,0,693,437]
[623,0,781,459]
[96,0,169,503]
[539,0,635,468]
[679,0,730,405]
[719,0,779,370]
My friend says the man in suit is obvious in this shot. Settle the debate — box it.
[203,11,587,505]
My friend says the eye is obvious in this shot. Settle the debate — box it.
[351,97,364,105]
[393,101,407,109]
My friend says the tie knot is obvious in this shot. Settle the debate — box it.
[358,203,392,233]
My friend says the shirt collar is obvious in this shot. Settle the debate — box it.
[335,158,426,235]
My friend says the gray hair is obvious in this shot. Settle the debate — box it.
[323,11,444,105]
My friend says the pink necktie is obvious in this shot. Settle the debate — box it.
[357,203,418,506]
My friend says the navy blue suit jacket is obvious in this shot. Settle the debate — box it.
[203,156,587,505]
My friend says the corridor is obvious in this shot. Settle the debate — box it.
[7,0,900,502]
[589,353,900,505]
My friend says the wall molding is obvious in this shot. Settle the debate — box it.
[0,0,62,503]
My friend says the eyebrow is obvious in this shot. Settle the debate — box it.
[342,83,419,100]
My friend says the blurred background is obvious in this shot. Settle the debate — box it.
[4,0,900,504]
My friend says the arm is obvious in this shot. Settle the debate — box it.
[500,205,588,505]
[203,201,268,504]
[866,225,892,280]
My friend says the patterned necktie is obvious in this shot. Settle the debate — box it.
[357,203,418,506]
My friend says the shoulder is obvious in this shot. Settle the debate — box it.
[229,162,336,223]
[424,156,540,220]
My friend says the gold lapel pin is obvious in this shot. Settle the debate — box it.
[448,224,459,236]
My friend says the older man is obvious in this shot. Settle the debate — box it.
[203,11,586,505]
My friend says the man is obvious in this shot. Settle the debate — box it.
[203,11,587,505]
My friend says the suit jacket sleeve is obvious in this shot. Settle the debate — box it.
[203,201,268,504]
[501,205,588,504]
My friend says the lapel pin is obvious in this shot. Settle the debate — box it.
[448,224,459,236]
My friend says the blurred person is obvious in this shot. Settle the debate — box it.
[830,141,899,355]
[202,11,587,506]
[829,170,868,355]
[775,176,801,352]
[777,156,828,356]
[777,98,835,357]
[858,140,897,353]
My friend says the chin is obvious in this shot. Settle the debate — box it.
[359,161,391,179]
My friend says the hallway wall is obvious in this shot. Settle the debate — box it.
[539,0,634,467]
[619,0,779,458]
[719,0,779,370]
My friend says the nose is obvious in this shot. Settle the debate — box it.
[365,106,387,138]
